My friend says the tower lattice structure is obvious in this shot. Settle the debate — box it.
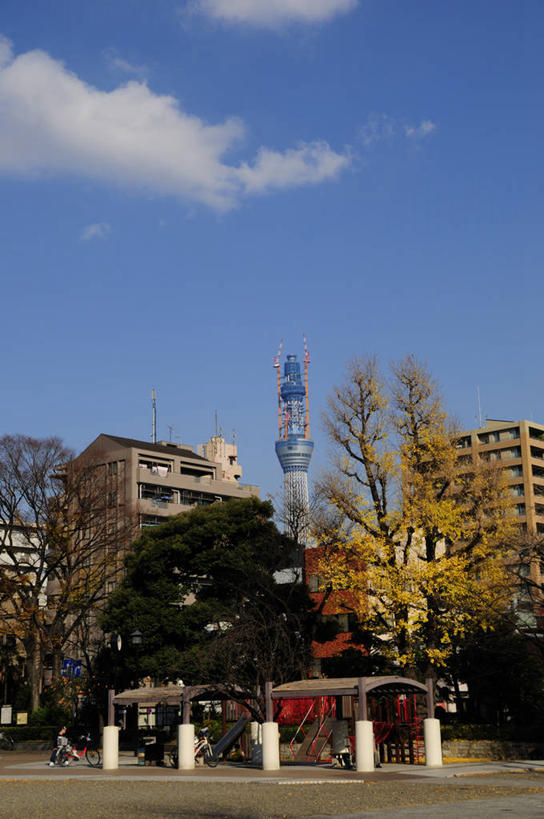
[274,339,314,542]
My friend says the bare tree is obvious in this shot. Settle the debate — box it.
[0,435,134,710]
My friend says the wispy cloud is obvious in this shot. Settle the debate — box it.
[359,114,437,147]
[359,114,397,148]
[103,48,148,79]
[80,222,111,241]
[186,0,358,27]
[0,36,350,211]
[404,120,436,139]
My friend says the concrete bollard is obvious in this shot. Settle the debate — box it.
[262,722,280,770]
[177,723,195,770]
[423,718,443,767]
[355,720,374,772]
[102,725,119,770]
[250,721,263,765]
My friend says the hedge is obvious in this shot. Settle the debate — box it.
[0,725,58,742]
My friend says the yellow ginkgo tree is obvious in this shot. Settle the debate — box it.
[317,355,516,677]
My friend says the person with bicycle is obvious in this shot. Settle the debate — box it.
[49,725,69,766]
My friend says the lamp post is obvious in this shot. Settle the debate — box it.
[130,630,143,648]
[107,633,123,727]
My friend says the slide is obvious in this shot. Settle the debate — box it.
[210,713,249,761]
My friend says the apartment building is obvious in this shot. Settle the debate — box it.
[456,419,544,534]
[456,418,544,624]
[77,433,259,531]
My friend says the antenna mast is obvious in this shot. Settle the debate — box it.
[303,333,310,440]
[477,386,483,428]
[273,339,284,439]
[151,388,157,443]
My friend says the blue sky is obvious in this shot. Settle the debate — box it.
[1,0,543,502]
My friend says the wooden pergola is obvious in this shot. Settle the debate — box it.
[267,676,433,722]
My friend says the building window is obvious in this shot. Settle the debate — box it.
[457,454,472,465]
[510,484,524,497]
[455,436,471,449]
[138,458,172,475]
[506,465,523,477]
[138,484,180,507]
[515,503,526,516]
[108,461,118,477]
[308,574,321,592]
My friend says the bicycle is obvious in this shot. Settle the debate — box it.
[0,732,15,751]
[168,727,218,768]
[55,733,101,767]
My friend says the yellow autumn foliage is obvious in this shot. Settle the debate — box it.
[317,355,516,672]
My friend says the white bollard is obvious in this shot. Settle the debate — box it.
[262,721,280,770]
[102,725,119,770]
[355,720,374,772]
[423,718,443,767]
[177,723,195,769]
[250,721,263,765]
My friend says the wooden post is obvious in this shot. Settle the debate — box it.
[425,677,434,718]
[107,689,115,727]
[357,677,368,721]
[265,681,273,723]
[182,690,191,725]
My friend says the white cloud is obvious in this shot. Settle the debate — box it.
[80,222,111,241]
[359,114,437,147]
[188,0,358,27]
[359,114,396,148]
[238,141,350,192]
[0,35,12,67]
[0,37,349,210]
[404,120,436,139]
[103,48,148,79]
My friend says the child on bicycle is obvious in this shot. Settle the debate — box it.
[49,726,68,766]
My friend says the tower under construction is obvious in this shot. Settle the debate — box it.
[274,338,314,542]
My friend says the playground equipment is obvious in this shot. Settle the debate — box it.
[109,674,441,772]
[271,676,438,770]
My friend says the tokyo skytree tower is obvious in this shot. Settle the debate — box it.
[274,338,314,541]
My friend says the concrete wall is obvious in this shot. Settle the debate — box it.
[442,739,544,760]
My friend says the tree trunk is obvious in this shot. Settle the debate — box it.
[24,633,42,713]
[51,647,63,682]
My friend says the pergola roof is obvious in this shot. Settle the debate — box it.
[113,683,250,707]
[271,676,428,699]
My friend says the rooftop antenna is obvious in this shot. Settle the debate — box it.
[303,333,311,440]
[477,386,483,428]
[232,427,236,445]
[215,410,219,437]
[168,425,174,442]
[151,388,157,443]
[273,339,284,439]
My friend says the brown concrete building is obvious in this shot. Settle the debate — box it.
[77,433,259,531]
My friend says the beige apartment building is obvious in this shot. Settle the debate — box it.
[78,432,259,531]
[457,419,544,624]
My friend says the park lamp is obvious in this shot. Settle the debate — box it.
[130,630,143,647]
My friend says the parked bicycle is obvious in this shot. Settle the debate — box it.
[54,733,101,767]
[168,726,217,768]
[0,731,15,751]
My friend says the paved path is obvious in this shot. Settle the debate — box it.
[0,752,542,817]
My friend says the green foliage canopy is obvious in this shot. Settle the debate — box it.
[100,497,313,691]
